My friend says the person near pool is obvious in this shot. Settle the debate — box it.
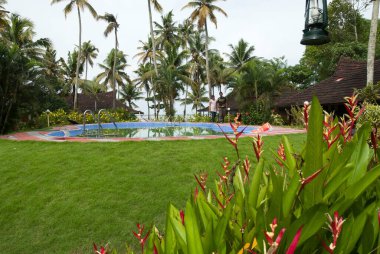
[209,95,217,122]
[217,92,227,123]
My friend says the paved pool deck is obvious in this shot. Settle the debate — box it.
[0,124,306,142]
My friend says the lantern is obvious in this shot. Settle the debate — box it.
[301,0,330,45]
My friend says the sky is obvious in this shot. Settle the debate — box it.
[4,0,372,114]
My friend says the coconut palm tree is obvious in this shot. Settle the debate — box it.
[182,0,227,97]
[51,0,97,110]
[367,0,380,85]
[134,63,153,119]
[147,0,163,75]
[154,11,180,49]
[119,82,144,108]
[98,13,120,109]
[96,49,131,107]
[81,40,98,80]
[0,0,9,31]
[180,82,209,113]
[224,38,255,71]
[155,45,192,119]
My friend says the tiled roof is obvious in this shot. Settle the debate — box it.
[275,57,380,107]
[65,91,143,114]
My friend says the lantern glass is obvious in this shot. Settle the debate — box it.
[307,0,324,25]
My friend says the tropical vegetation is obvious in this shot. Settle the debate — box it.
[2,0,380,133]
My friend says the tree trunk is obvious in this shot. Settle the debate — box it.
[112,29,118,109]
[183,84,188,119]
[204,21,212,98]
[85,60,88,81]
[74,6,82,111]
[147,90,150,120]
[367,0,380,85]
[148,0,159,76]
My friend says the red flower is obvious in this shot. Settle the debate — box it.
[286,226,303,254]
[93,243,107,254]
[133,223,150,253]
[323,211,345,253]
[179,210,185,225]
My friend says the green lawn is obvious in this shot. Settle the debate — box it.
[0,134,306,253]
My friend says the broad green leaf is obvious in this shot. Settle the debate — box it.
[169,205,187,253]
[282,173,301,219]
[338,209,368,253]
[323,164,353,201]
[347,123,372,185]
[185,201,204,254]
[284,204,327,249]
[282,135,297,178]
[164,204,177,254]
[248,159,264,209]
[233,168,245,198]
[214,204,232,250]
[303,96,324,208]
[332,164,380,213]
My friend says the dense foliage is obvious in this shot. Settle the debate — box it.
[94,96,379,254]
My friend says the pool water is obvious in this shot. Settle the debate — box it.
[48,122,256,139]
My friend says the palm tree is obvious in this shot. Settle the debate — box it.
[367,0,380,85]
[182,0,227,97]
[155,45,192,119]
[81,79,106,111]
[61,50,84,97]
[147,0,163,75]
[51,0,97,110]
[98,13,120,109]
[119,82,144,108]
[96,49,131,108]
[180,82,209,113]
[134,63,153,119]
[0,0,9,31]
[81,40,98,80]
[154,11,180,49]
[225,38,255,71]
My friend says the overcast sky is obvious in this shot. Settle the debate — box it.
[5,0,372,114]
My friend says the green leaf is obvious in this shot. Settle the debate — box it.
[185,201,204,254]
[282,173,301,219]
[233,168,245,198]
[303,96,324,207]
[323,164,353,201]
[248,159,264,209]
[347,123,372,185]
[164,204,177,254]
[284,204,327,249]
[282,135,297,178]
[214,204,232,250]
[169,205,187,253]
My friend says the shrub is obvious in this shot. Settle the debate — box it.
[242,103,271,125]
[188,114,211,123]
[97,95,380,254]
[37,108,137,128]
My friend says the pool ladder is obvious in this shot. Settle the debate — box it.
[82,109,118,138]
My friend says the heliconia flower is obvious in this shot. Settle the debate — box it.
[252,135,263,162]
[133,223,150,253]
[323,111,340,149]
[238,238,258,254]
[194,173,208,192]
[93,243,107,254]
[300,168,323,190]
[323,211,345,253]
[212,190,234,209]
[285,226,303,254]
[377,209,380,226]
[154,244,158,254]
[303,102,310,130]
[341,93,365,141]
[276,143,286,166]
[179,210,185,225]
[265,217,286,254]
[243,156,251,182]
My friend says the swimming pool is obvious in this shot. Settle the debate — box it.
[47,122,256,139]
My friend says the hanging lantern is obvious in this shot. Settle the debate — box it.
[301,0,330,45]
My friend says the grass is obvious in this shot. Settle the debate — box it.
[0,134,306,253]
